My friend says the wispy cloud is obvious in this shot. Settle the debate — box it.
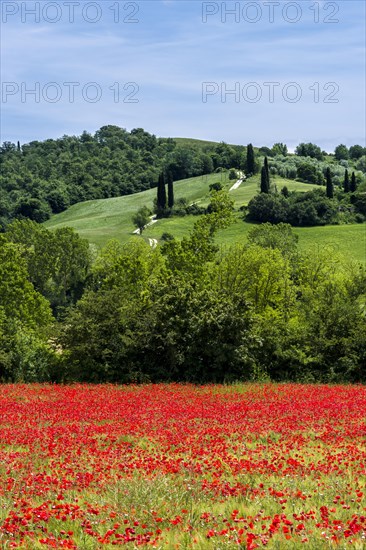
[1,0,365,149]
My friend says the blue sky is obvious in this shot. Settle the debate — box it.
[1,0,365,150]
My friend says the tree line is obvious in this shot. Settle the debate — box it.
[0,127,248,229]
[1,193,365,384]
[2,127,364,231]
[247,156,366,226]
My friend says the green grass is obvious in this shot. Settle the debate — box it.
[228,175,319,205]
[173,137,246,151]
[45,173,366,263]
[45,173,229,248]
[173,137,225,150]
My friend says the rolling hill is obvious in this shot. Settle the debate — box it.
[45,172,366,264]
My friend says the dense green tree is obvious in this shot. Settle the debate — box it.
[272,143,288,156]
[356,156,366,173]
[167,172,175,208]
[325,167,334,199]
[61,239,164,382]
[350,171,357,192]
[260,165,269,194]
[5,220,56,295]
[0,236,54,381]
[5,220,91,314]
[132,206,150,234]
[349,145,366,159]
[343,169,350,193]
[248,189,338,226]
[51,227,92,311]
[156,172,167,211]
[56,211,366,384]
[245,143,256,175]
[14,197,52,223]
[264,156,270,187]
[334,144,349,160]
[247,193,288,224]
[1,127,199,224]
[295,142,323,160]
[297,162,324,184]
[259,147,273,157]
[326,167,334,198]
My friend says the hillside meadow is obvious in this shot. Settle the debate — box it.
[45,174,366,264]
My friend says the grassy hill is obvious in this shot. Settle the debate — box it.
[173,137,224,150]
[45,173,366,264]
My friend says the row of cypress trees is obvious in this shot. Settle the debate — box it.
[326,168,357,198]
[343,169,357,193]
[157,172,174,211]
[260,157,358,198]
[260,157,270,193]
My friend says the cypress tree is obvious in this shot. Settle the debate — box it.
[246,143,256,175]
[260,166,269,193]
[343,169,350,193]
[167,172,174,208]
[157,172,166,210]
[350,171,357,192]
[326,167,333,199]
[264,156,270,190]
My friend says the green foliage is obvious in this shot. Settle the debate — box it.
[247,189,339,226]
[247,193,288,224]
[161,232,175,242]
[61,239,164,382]
[272,142,288,156]
[132,206,150,234]
[5,220,92,314]
[0,129,245,225]
[0,237,54,381]
[229,169,237,180]
[356,155,366,173]
[156,172,167,211]
[326,167,334,199]
[260,157,270,193]
[133,278,254,383]
[281,186,289,198]
[163,190,235,276]
[209,182,223,192]
[1,130,365,385]
[245,143,258,175]
[297,162,324,184]
[60,222,366,384]
[295,142,323,160]
[334,144,349,160]
[167,172,174,208]
[349,145,366,159]
[0,127,175,224]
[15,197,52,223]
[247,223,299,258]
[350,171,357,193]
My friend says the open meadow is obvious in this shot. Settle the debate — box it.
[1,384,365,548]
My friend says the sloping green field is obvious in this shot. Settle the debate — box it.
[45,174,366,263]
[45,173,225,246]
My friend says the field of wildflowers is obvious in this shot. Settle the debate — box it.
[0,384,365,548]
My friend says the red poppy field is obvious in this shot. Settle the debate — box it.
[0,384,365,549]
